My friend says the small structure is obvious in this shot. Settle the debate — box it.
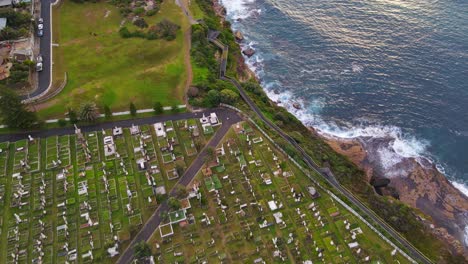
[307,186,320,199]
[153,123,166,137]
[209,112,219,125]
[348,242,359,249]
[0,18,6,31]
[268,200,278,211]
[103,136,115,156]
[0,0,11,8]
[130,125,140,135]
[112,127,123,137]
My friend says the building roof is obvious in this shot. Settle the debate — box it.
[0,0,11,7]
[0,18,6,31]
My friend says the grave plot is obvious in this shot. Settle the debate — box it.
[0,141,9,177]
[13,139,28,173]
[7,171,32,264]
[75,128,100,165]
[45,136,59,169]
[26,139,40,172]
[103,127,128,161]
[77,166,102,261]
[175,119,206,158]
[149,122,411,264]
[28,172,54,263]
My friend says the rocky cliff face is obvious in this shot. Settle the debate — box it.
[324,137,468,256]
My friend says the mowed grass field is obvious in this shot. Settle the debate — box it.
[41,0,189,118]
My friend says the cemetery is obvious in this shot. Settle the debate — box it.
[0,117,210,263]
[149,122,411,264]
[0,114,413,263]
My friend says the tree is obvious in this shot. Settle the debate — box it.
[79,102,99,122]
[129,102,137,116]
[205,90,220,107]
[0,87,38,129]
[168,197,181,210]
[134,241,151,260]
[68,108,78,124]
[104,105,112,119]
[219,89,239,104]
[171,104,179,113]
[153,102,163,114]
[187,86,199,98]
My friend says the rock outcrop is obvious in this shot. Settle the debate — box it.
[323,136,468,257]
[242,48,255,57]
[234,30,244,41]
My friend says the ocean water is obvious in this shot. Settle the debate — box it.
[220,0,468,189]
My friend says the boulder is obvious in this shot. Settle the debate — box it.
[234,30,244,41]
[242,48,255,57]
[292,102,301,110]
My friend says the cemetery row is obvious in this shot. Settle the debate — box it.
[0,115,219,264]
[150,122,411,264]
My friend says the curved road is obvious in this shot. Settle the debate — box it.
[22,0,52,100]
[209,35,432,264]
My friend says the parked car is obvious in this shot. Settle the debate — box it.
[36,62,43,72]
[36,54,43,63]
[38,18,43,24]
[37,23,43,30]
[37,29,43,37]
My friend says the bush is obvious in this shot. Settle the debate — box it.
[146,9,158,16]
[57,119,67,127]
[133,17,148,28]
[133,7,145,16]
[219,89,239,104]
[153,102,163,114]
[171,104,179,113]
[104,105,112,119]
[68,108,79,124]
[129,102,137,116]
[148,19,180,40]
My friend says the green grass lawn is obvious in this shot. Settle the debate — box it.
[42,0,189,119]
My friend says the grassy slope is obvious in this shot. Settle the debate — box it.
[41,0,189,119]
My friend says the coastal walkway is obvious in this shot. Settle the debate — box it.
[208,33,433,264]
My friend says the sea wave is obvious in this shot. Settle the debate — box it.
[219,0,259,20]
[219,0,468,197]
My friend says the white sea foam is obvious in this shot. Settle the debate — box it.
[220,0,258,20]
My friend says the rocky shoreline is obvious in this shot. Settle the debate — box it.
[321,133,468,257]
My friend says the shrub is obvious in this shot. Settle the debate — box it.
[57,119,67,127]
[104,105,112,119]
[133,17,148,28]
[129,102,137,116]
[133,7,145,16]
[153,102,163,114]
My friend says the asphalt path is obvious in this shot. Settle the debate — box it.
[0,108,239,142]
[115,110,241,264]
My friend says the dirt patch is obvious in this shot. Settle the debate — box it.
[104,10,111,18]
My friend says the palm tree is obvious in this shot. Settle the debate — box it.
[79,102,99,122]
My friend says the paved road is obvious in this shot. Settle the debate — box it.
[22,0,52,99]
[209,37,432,264]
[0,107,239,142]
[115,110,241,264]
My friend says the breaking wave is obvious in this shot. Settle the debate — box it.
[219,0,260,20]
